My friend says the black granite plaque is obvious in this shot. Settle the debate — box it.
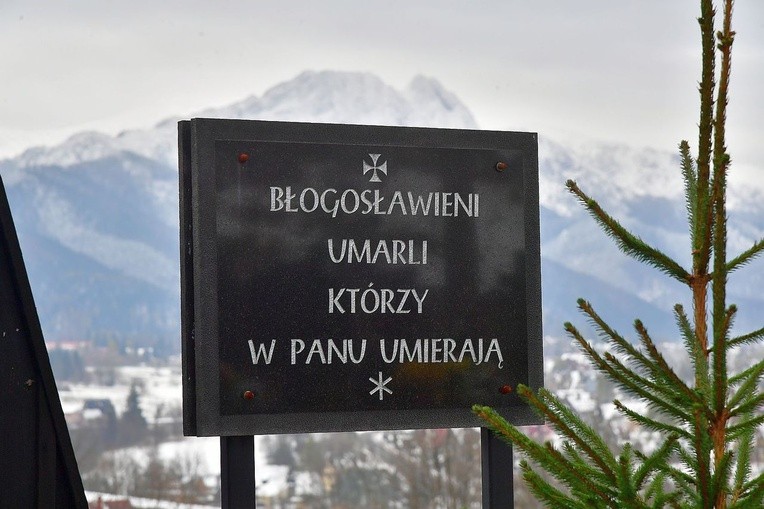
[180,119,542,436]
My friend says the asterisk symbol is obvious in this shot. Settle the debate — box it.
[369,371,393,401]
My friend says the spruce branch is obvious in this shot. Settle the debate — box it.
[646,472,667,506]
[728,391,764,419]
[519,461,593,509]
[676,446,703,487]
[738,471,764,505]
[473,405,572,484]
[473,404,617,503]
[711,229,730,418]
[566,322,693,422]
[712,0,734,188]
[603,352,697,420]
[727,361,764,412]
[560,441,614,485]
[577,300,653,366]
[645,472,683,509]
[543,443,618,504]
[729,486,764,509]
[634,319,703,407]
[728,392,764,418]
[617,445,637,503]
[731,413,754,502]
[577,300,691,398]
[710,0,735,447]
[612,401,691,440]
[728,358,764,387]
[720,304,737,345]
[693,407,713,507]
[726,413,764,439]
[680,140,699,251]
[727,327,764,349]
[675,304,712,395]
[632,435,680,491]
[612,370,699,429]
[695,0,717,275]
[726,238,764,273]
[567,322,696,423]
[566,180,690,283]
[711,451,735,507]
[524,387,618,481]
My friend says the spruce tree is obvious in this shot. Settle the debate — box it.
[474,1,764,507]
[119,382,148,446]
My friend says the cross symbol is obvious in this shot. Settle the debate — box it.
[363,153,387,183]
[369,371,393,401]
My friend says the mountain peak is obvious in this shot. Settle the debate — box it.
[18,131,119,168]
[7,71,478,171]
[200,70,478,130]
[405,75,461,112]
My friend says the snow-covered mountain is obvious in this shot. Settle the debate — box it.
[9,71,476,172]
[2,70,762,349]
[0,71,477,346]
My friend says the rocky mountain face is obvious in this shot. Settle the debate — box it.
[2,70,762,351]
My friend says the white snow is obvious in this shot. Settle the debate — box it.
[60,364,183,421]
[86,490,215,509]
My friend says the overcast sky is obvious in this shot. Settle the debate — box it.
[1,1,762,185]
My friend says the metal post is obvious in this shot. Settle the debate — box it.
[481,427,514,508]
[221,435,255,508]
